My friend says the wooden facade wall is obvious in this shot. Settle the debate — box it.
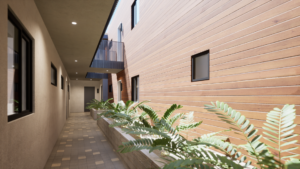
[106,0,300,159]
[117,70,130,103]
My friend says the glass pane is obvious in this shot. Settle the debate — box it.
[194,54,209,80]
[7,20,20,115]
[22,38,27,111]
[136,77,139,101]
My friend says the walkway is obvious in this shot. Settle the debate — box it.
[43,113,128,169]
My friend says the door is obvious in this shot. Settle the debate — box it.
[118,81,122,102]
[84,87,95,112]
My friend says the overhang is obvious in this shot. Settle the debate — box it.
[34,0,118,81]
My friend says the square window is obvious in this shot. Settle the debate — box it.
[131,0,139,29]
[61,76,64,89]
[51,63,57,86]
[191,50,209,82]
[131,76,139,102]
[7,10,33,121]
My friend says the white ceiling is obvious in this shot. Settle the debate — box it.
[34,0,118,80]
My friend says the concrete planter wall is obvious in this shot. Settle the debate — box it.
[97,117,164,169]
[90,109,106,120]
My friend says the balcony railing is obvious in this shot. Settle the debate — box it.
[91,40,124,69]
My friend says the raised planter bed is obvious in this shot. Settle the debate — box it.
[97,117,164,169]
[90,109,106,120]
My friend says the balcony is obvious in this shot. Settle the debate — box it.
[90,39,124,71]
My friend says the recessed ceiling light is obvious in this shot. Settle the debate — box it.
[90,79,92,81]
[106,70,108,72]
[76,72,78,74]
[76,78,78,80]
[75,60,77,62]
[72,22,77,25]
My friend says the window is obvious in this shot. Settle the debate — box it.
[51,63,57,86]
[7,10,33,121]
[109,84,112,93]
[131,0,139,29]
[61,76,64,89]
[131,76,139,102]
[191,50,209,82]
[118,81,122,102]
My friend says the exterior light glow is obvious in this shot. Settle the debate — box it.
[72,22,77,25]
[76,72,78,74]
[75,60,77,62]
[90,79,92,81]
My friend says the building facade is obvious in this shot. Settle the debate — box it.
[106,0,300,158]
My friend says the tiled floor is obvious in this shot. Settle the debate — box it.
[44,113,128,169]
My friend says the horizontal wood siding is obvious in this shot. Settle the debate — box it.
[117,70,129,102]
[106,0,300,160]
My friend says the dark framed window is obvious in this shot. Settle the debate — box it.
[51,63,57,86]
[61,75,64,89]
[7,10,33,122]
[120,82,123,91]
[109,84,112,93]
[131,75,139,102]
[191,50,209,82]
[131,0,139,29]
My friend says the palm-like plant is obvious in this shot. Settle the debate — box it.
[262,104,299,168]
[138,104,202,133]
[205,101,300,169]
[98,100,148,128]
[119,118,245,169]
[86,98,112,110]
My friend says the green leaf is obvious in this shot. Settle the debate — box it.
[245,124,254,134]
[263,132,278,140]
[241,120,250,129]
[262,127,278,135]
[281,140,298,147]
[237,115,245,125]
[281,147,298,153]
[251,135,262,144]
[247,129,258,139]
[281,130,294,137]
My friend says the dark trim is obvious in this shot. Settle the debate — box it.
[51,63,57,86]
[8,9,34,122]
[8,111,33,122]
[97,88,99,93]
[191,50,210,82]
[89,0,119,67]
[131,0,136,29]
[131,75,139,102]
[61,75,64,89]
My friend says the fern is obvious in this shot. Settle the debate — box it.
[205,101,273,168]
[169,113,184,126]
[176,121,202,132]
[263,104,298,168]
[163,104,183,120]
[138,104,159,122]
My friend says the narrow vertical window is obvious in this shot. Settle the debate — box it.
[7,10,33,121]
[191,50,209,82]
[61,76,64,89]
[131,0,139,29]
[109,84,112,93]
[51,63,57,86]
[131,76,139,102]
